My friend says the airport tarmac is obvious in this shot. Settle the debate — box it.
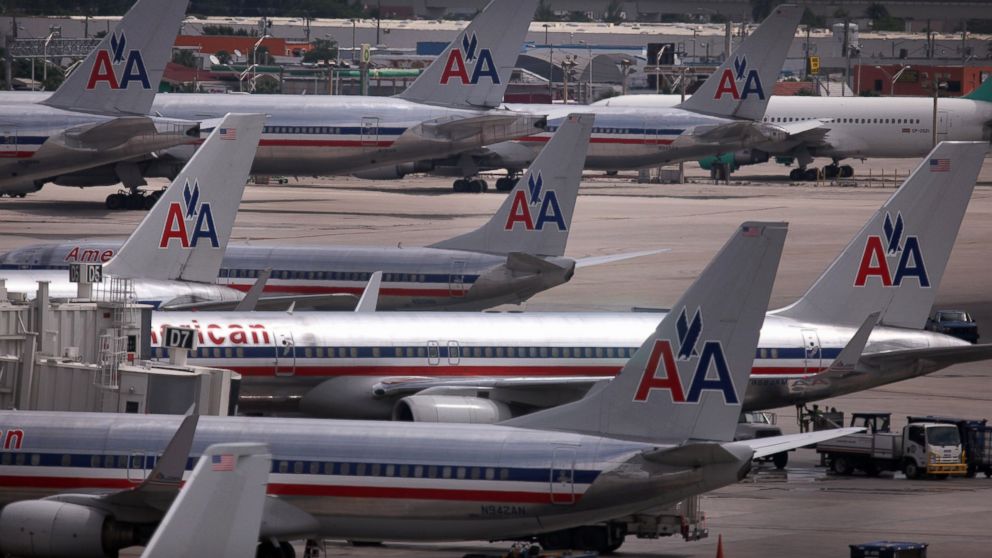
[4,155,991,557]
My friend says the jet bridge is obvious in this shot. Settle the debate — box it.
[0,275,239,416]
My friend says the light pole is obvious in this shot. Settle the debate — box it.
[930,76,948,147]
[43,26,60,87]
[543,23,552,98]
[350,19,358,62]
[251,34,271,92]
[655,44,669,94]
[874,64,911,96]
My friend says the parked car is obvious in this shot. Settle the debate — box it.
[925,309,979,343]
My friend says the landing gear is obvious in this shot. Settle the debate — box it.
[0,192,28,198]
[256,540,295,558]
[452,178,489,193]
[105,188,164,210]
[789,167,820,181]
[537,522,626,554]
[495,176,519,192]
[822,163,854,179]
[772,451,789,470]
[710,163,731,182]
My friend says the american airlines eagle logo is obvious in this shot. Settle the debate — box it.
[633,308,738,404]
[439,32,500,85]
[713,55,765,101]
[85,32,151,90]
[159,179,220,249]
[503,173,567,231]
[854,212,929,287]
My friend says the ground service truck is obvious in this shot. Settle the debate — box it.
[817,413,967,479]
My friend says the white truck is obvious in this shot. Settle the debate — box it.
[816,412,967,479]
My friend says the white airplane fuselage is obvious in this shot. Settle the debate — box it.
[597,94,992,160]
[142,310,967,417]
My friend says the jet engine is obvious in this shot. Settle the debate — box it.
[352,161,434,180]
[392,395,513,423]
[0,500,141,558]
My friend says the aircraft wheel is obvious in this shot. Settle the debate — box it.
[16,193,27,198]
[496,177,517,192]
[452,179,468,193]
[772,451,788,470]
[125,194,145,210]
[468,179,485,193]
[106,193,125,210]
[802,168,819,181]
[789,168,803,180]
[151,189,165,201]
[143,194,158,210]
[823,165,840,179]
[831,456,853,475]
[256,541,283,558]
[839,164,855,178]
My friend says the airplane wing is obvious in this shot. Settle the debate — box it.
[162,293,360,312]
[859,343,992,372]
[773,118,831,137]
[394,112,547,146]
[373,375,606,410]
[728,428,864,459]
[141,443,271,558]
[574,248,671,269]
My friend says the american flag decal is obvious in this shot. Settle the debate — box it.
[929,158,950,172]
[211,454,235,471]
[219,128,237,141]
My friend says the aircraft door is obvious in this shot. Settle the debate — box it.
[550,447,576,505]
[275,331,296,377]
[447,341,461,365]
[801,329,821,373]
[937,110,950,141]
[427,341,440,365]
[361,117,379,148]
[126,451,148,483]
[0,129,16,156]
[449,260,467,298]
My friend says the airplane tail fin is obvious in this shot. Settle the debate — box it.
[772,141,987,330]
[506,222,786,444]
[677,4,801,121]
[141,443,271,558]
[963,74,992,102]
[430,113,593,257]
[42,0,188,115]
[103,113,264,284]
[396,0,537,109]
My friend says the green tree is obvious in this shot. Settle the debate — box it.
[302,38,338,64]
[604,0,624,24]
[535,0,556,22]
[214,50,232,65]
[801,8,825,28]
[751,0,784,22]
[172,49,198,68]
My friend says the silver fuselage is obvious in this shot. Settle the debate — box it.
[0,241,574,311]
[139,310,967,417]
[0,411,750,541]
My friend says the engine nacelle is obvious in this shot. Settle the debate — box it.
[392,395,513,423]
[0,500,135,558]
[353,161,434,180]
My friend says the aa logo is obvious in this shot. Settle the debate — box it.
[713,56,764,100]
[439,32,500,85]
[633,308,738,404]
[854,212,929,287]
[503,173,567,231]
[86,32,150,90]
[159,179,219,249]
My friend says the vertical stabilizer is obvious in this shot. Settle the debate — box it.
[103,114,264,284]
[963,74,992,102]
[507,222,786,444]
[396,0,537,109]
[677,5,801,121]
[772,141,987,329]
[42,0,188,115]
[430,113,593,256]
[141,443,271,558]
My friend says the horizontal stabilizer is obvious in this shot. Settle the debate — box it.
[233,268,272,312]
[574,248,671,269]
[505,251,569,273]
[774,118,831,137]
[730,428,864,459]
[825,312,879,375]
[642,442,740,467]
[860,343,992,371]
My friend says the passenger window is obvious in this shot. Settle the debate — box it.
[386,464,395,477]
[340,462,351,475]
[278,461,288,474]
[442,466,452,479]
[414,465,423,478]
[293,461,303,474]
[61,454,71,467]
[399,465,409,477]
[429,465,438,478]
[356,463,366,475]
[500,468,509,480]
[371,463,381,476]
[485,467,495,480]
[457,467,467,479]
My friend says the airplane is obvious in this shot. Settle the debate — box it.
[356,4,808,191]
[0,112,266,309]
[0,221,861,556]
[0,0,547,206]
[116,142,991,421]
[595,72,992,180]
[142,442,271,558]
[0,114,669,311]
[0,0,201,204]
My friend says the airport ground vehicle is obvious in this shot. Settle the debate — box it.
[735,412,789,469]
[817,412,967,478]
[925,309,979,343]
[908,416,992,478]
